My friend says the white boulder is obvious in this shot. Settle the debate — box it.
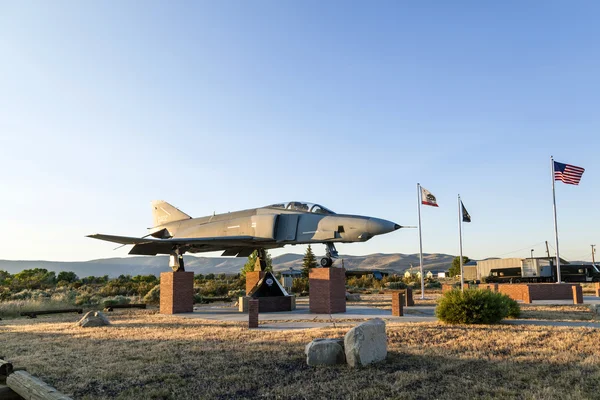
[77,311,110,328]
[305,338,346,366]
[344,318,387,367]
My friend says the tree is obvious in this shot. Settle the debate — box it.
[241,250,273,277]
[301,245,318,277]
[449,256,470,277]
[0,270,11,285]
[57,271,79,283]
[12,268,56,289]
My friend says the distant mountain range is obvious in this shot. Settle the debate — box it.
[0,253,455,278]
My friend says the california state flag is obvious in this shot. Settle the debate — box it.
[421,186,439,207]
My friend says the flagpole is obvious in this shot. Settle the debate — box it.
[417,183,425,299]
[458,194,464,291]
[551,156,562,282]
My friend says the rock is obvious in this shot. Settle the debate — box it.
[346,292,361,301]
[344,318,387,367]
[589,304,600,315]
[76,311,110,328]
[305,338,346,366]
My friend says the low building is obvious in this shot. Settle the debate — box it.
[346,270,390,280]
[280,268,302,291]
[427,270,447,279]
[475,257,569,280]
[462,261,478,281]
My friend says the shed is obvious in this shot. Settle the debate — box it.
[280,268,302,291]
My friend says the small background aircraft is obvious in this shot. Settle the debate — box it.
[88,200,403,271]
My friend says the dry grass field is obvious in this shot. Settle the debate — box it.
[2,309,600,400]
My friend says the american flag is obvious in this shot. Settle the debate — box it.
[554,161,585,185]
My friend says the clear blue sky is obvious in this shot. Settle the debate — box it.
[1,1,599,263]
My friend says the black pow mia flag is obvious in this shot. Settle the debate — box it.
[461,201,471,223]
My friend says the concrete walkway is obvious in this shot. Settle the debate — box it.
[173,302,600,330]
[529,295,600,305]
[177,305,437,330]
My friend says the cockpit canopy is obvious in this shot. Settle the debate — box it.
[268,201,335,215]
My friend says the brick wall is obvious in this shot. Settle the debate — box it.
[160,272,194,314]
[527,284,581,301]
[309,267,346,314]
[391,292,403,316]
[257,296,293,312]
[442,283,470,293]
[479,283,499,292]
[239,295,294,312]
[481,283,583,303]
[246,271,266,294]
[493,284,531,302]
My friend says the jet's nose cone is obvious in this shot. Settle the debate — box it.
[368,218,401,236]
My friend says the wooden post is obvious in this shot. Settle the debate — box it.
[523,286,532,304]
[572,285,583,304]
[7,370,72,400]
[248,299,259,328]
[403,288,414,306]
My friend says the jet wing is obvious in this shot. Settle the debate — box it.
[87,234,270,256]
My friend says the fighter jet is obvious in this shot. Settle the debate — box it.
[88,200,403,271]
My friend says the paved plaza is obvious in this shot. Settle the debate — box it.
[169,297,600,330]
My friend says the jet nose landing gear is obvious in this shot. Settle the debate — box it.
[320,257,333,267]
[321,242,339,268]
[169,249,185,272]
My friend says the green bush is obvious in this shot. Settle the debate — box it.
[504,296,521,318]
[436,289,521,324]
[291,278,309,294]
[103,295,131,308]
[425,281,442,289]
[387,281,408,290]
[143,285,160,305]
[75,294,93,306]
[197,281,229,297]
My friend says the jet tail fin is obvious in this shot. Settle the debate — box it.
[151,200,191,226]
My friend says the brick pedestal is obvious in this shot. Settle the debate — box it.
[399,288,414,306]
[309,267,346,314]
[572,285,583,304]
[248,299,259,328]
[391,292,403,316]
[595,283,600,297]
[246,271,266,294]
[160,272,194,314]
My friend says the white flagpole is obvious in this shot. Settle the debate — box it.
[551,156,562,282]
[417,183,425,299]
[458,195,464,291]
